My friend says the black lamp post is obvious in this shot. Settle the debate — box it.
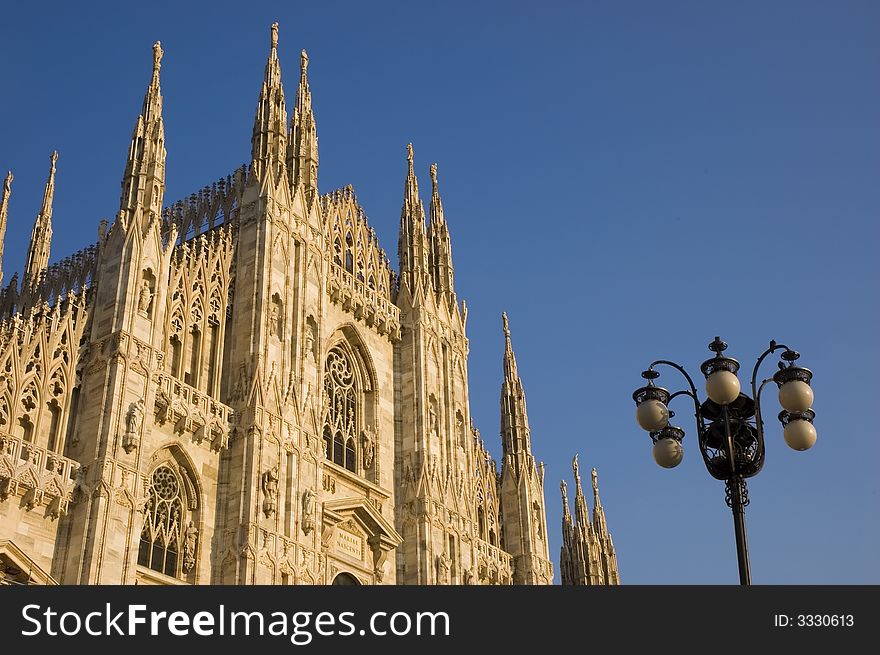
[632,337,816,585]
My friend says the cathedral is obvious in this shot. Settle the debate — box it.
[0,24,616,586]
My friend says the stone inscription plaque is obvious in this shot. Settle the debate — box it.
[336,527,364,560]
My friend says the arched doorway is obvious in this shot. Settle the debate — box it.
[332,572,360,585]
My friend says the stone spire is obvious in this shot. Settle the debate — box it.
[559,454,620,585]
[0,171,11,286]
[287,47,318,197]
[119,41,166,219]
[500,312,532,467]
[572,454,591,533]
[498,312,552,583]
[560,479,572,526]
[591,467,608,536]
[24,151,57,288]
[559,478,575,584]
[251,22,288,184]
[397,143,430,293]
[427,163,455,302]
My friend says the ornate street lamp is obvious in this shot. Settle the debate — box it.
[632,337,816,585]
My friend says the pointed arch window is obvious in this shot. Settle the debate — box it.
[333,237,343,267]
[138,464,197,580]
[323,345,358,472]
[344,233,354,274]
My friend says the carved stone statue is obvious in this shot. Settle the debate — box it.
[437,551,451,584]
[154,388,171,423]
[261,466,279,517]
[361,426,375,469]
[269,304,279,337]
[126,398,145,435]
[301,487,316,535]
[533,501,543,538]
[137,279,153,315]
[182,521,198,573]
[122,398,145,453]
[303,321,316,361]
[428,405,438,436]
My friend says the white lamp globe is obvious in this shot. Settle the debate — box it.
[653,437,684,468]
[783,419,817,451]
[705,370,741,405]
[778,380,813,413]
[636,399,669,432]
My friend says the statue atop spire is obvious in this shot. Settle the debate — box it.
[287,42,318,196]
[572,453,591,531]
[251,22,288,184]
[152,41,163,77]
[591,466,609,538]
[560,480,571,518]
[427,161,455,300]
[120,41,166,217]
[502,311,520,384]
[398,143,429,292]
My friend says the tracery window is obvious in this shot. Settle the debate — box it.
[344,232,354,274]
[323,346,358,472]
[139,465,188,578]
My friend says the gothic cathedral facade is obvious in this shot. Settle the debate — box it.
[0,25,560,585]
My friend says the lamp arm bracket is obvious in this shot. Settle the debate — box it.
[649,360,702,426]
[750,341,791,401]
[753,377,775,440]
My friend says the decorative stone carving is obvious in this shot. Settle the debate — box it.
[122,398,145,453]
[437,551,451,584]
[183,521,198,573]
[301,487,316,535]
[361,425,375,469]
[137,279,153,316]
[261,466,279,517]
[154,388,171,423]
[304,318,317,362]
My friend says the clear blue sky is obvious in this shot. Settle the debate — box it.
[1,1,877,584]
